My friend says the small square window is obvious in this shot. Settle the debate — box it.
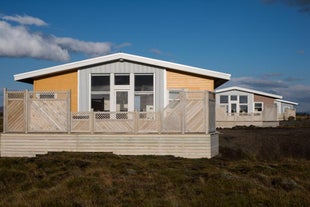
[220,95,228,104]
[231,95,237,101]
[240,105,248,113]
[115,74,130,85]
[255,103,263,112]
[91,75,110,91]
[239,96,248,104]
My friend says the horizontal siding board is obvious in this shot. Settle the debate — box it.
[0,133,218,159]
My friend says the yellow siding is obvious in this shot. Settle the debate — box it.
[166,69,214,91]
[34,70,78,112]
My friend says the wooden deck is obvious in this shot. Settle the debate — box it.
[0,133,219,159]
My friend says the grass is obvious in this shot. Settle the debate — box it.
[0,118,309,206]
[0,152,309,207]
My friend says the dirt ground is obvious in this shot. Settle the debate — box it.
[217,119,310,160]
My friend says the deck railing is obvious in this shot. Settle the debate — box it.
[3,89,215,134]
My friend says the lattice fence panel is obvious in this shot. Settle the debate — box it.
[94,112,134,133]
[28,100,68,132]
[71,112,91,132]
[6,98,25,132]
[162,110,182,133]
[137,112,159,133]
[185,100,204,133]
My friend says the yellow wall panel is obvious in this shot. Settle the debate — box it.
[34,70,78,112]
[166,69,214,91]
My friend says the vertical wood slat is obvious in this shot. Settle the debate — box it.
[203,91,207,134]
[67,90,71,134]
[3,88,7,133]
[25,89,28,134]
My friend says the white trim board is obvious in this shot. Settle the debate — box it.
[14,53,231,87]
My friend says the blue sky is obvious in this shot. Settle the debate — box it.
[0,0,310,112]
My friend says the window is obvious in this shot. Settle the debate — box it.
[91,75,110,91]
[239,105,248,113]
[91,94,110,112]
[230,95,237,101]
[91,74,110,111]
[135,75,153,91]
[168,90,182,109]
[134,74,154,112]
[220,95,228,104]
[115,74,130,85]
[254,102,263,112]
[239,95,248,104]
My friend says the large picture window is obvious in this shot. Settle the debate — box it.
[91,74,110,111]
[134,74,154,112]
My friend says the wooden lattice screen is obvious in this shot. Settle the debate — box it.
[4,89,214,134]
[3,90,70,133]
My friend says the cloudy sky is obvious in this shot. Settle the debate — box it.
[0,0,309,112]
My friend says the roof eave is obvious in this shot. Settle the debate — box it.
[14,53,231,85]
[215,86,282,99]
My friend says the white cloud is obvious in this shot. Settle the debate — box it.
[2,15,48,26]
[53,37,112,57]
[0,21,70,61]
[0,14,131,62]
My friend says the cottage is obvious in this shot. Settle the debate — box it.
[1,53,230,158]
[275,99,298,120]
[215,86,298,127]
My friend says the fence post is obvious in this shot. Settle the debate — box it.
[205,91,209,134]
[67,90,71,134]
[25,89,28,134]
[181,91,185,134]
[3,88,7,133]
[203,91,207,134]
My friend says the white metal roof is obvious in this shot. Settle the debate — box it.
[215,86,283,99]
[14,52,231,87]
[275,99,298,105]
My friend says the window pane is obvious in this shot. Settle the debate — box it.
[255,103,263,112]
[231,95,237,101]
[135,75,153,91]
[134,94,154,112]
[169,91,180,100]
[116,91,128,112]
[115,74,130,85]
[240,105,248,113]
[220,95,228,104]
[91,75,110,91]
[231,103,237,113]
[91,94,110,112]
[239,96,248,103]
